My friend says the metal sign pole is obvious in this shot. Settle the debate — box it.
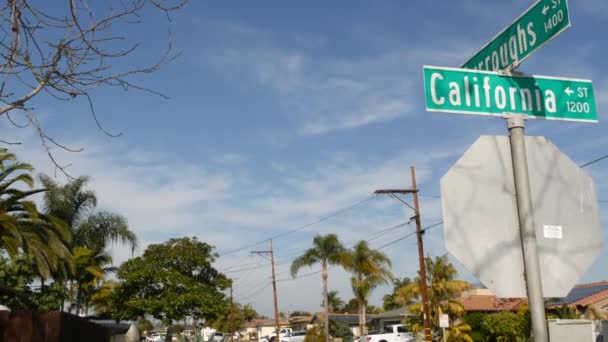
[442,328,446,342]
[507,114,549,342]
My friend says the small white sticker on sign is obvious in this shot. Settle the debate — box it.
[439,314,449,328]
[543,225,563,239]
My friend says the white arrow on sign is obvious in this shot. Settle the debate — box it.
[565,87,574,96]
[542,5,549,15]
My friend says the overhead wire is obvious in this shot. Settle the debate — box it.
[580,153,608,168]
[230,220,412,278]
[276,221,443,282]
[218,195,377,258]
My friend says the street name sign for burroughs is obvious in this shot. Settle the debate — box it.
[423,66,597,122]
[462,0,570,71]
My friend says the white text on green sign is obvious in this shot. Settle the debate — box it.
[423,66,597,122]
[462,0,570,71]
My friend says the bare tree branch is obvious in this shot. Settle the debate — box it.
[0,0,186,166]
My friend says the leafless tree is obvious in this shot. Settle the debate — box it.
[0,0,187,174]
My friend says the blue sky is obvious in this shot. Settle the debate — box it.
[2,0,608,316]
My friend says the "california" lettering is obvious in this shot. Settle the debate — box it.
[430,72,556,113]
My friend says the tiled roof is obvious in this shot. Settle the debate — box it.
[255,319,290,327]
[550,281,608,307]
[460,295,525,312]
[289,316,312,324]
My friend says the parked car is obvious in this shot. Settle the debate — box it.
[259,328,293,342]
[213,332,228,342]
[147,333,164,342]
[286,331,307,342]
[354,325,414,342]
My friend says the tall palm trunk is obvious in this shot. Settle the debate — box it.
[322,262,329,342]
[359,300,367,342]
[75,280,83,315]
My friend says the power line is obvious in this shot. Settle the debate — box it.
[580,153,608,168]
[235,282,273,302]
[225,220,411,277]
[218,195,377,257]
[276,221,443,283]
[272,221,412,278]
[374,221,443,250]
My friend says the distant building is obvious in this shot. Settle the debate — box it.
[460,281,608,318]
[288,316,313,331]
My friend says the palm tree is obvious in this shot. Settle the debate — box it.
[344,241,393,340]
[39,174,137,313]
[39,175,137,254]
[0,148,73,280]
[291,234,349,342]
[72,246,114,315]
[382,277,413,311]
[395,255,471,341]
[323,290,344,313]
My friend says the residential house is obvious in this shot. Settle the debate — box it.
[311,313,371,337]
[289,316,313,331]
[240,319,262,340]
[460,288,526,313]
[369,307,417,331]
[256,319,290,339]
[460,282,608,318]
[548,281,608,318]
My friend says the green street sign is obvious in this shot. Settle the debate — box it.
[462,0,570,71]
[423,66,597,122]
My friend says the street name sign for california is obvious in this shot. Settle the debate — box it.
[462,0,570,71]
[423,66,597,122]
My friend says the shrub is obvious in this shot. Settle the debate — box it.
[332,322,353,342]
[304,326,327,342]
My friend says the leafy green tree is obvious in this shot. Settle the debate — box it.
[290,311,312,317]
[462,312,486,342]
[343,241,393,339]
[291,234,349,342]
[0,255,67,310]
[304,325,326,342]
[341,298,359,314]
[115,237,230,342]
[137,317,155,334]
[382,277,413,311]
[330,321,353,342]
[0,149,72,280]
[395,255,471,341]
[323,290,344,313]
[481,312,529,341]
[212,302,245,334]
[243,304,259,321]
[365,305,383,314]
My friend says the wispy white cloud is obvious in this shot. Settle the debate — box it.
[2,123,467,314]
[192,20,479,136]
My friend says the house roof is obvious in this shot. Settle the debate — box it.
[460,295,525,312]
[370,306,416,319]
[550,281,608,307]
[289,316,312,324]
[312,313,371,325]
[256,319,290,327]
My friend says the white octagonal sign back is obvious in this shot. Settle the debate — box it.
[441,135,602,298]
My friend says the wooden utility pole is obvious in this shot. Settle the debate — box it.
[410,167,432,342]
[270,240,280,342]
[373,166,432,342]
[252,240,280,342]
[230,283,234,342]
